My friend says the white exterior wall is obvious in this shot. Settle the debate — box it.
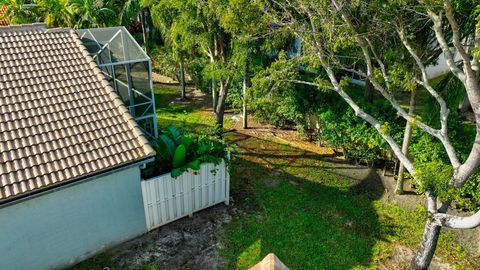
[0,166,147,270]
[426,51,462,79]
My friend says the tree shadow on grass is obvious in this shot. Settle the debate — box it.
[221,132,394,270]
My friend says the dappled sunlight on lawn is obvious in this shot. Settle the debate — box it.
[219,132,477,270]
[221,133,385,269]
[236,240,262,269]
[154,85,233,133]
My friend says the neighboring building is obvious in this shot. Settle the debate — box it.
[0,6,8,26]
[0,24,156,270]
[426,51,462,79]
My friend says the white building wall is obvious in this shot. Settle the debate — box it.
[0,166,147,270]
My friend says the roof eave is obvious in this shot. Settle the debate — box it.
[0,154,155,208]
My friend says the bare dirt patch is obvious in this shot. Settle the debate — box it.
[152,72,179,84]
[91,205,237,270]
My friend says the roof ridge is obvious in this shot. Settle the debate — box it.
[69,29,156,158]
[0,23,46,31]
[46,27,71,33]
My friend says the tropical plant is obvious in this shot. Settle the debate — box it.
[145,0,266,129]
[144,125,232,178]
[147,0,200,100]
[154,125,196,177]
[119,0,140,26]
[68,0,115,28]
[37,0,73,27]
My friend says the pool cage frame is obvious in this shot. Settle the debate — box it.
[75,27,158,138]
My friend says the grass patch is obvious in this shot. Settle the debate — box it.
[154,85,233,133]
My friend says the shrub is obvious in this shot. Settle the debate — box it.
[249,61,480,210]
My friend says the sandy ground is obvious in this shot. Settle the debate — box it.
[94,205,234,270]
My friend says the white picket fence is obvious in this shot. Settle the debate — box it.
[141,160,230,231]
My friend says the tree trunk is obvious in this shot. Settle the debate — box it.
[216,80,229,128]
[364,79,374,104]
[212,79,218,113]
[410,220,441,270]
[140,8,152,53]
[396,88,417,194]
[242,61,249,129]
[179,60,186,100]
[139,12,147,47]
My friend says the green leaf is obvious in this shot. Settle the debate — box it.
[165,125,184,145]
[186,160,201,171]
[196,140,210,155]
[181,135,194,150]
[156,134,176,160]
[173,144,187,168]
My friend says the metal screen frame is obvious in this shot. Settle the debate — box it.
[76,27,158,138]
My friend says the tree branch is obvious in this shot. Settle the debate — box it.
[427,10,466,82]
[443,0,473,74]
[365,37,391,89]
[280,79,319,87]
[397,28,461,169]
[330,1,442,141]
[301,9,416,175]
[434,210,480,229]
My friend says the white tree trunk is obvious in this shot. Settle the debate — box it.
[212,79,217,113]
[411,221,442,270]
[272,2,480,269]
[179,60,186,100]
[396,88,417,194]
[242,61,249,129]
[216,79,230,128]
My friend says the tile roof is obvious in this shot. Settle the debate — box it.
[0,6,8,26]
[0,24,156,203]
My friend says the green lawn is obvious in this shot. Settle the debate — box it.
[154,84,233,133]
[222,132,476,269]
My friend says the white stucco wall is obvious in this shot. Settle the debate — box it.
[0,165,147,270]
[426,51,462,79]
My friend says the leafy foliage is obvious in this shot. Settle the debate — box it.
[249,52,404,163]
[36,0,72,27]
[68,0,116,28]
[250,55,480,209]
[408,75,478,210]
[142,125,234,178]
[1,0,136,28]
[0,0,39,24]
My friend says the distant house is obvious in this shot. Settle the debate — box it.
[0,24,156,269]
